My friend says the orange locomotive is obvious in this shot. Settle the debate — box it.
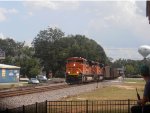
[65,57,104,84]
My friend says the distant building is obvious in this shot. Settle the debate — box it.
[0,64,20,83]
[146,1,150,23]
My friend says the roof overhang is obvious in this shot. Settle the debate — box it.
[0,64,20,69]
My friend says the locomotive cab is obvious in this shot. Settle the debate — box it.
[65,57,105,84]
[66,57,86,84]
[66,59,84,75]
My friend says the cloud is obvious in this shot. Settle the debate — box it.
[0,32,15,40]
[24,1,80,11]
[87,1,148,31]
[0,9,6,22]
[0,8,18,22]
[104,47,143,60]
[84,2,149,43]
[82,1,150,59]
[7,8,18,14]
[0,33,5,39]
[28,12,33,16]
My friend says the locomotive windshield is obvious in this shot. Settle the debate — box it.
[67,60,83,63]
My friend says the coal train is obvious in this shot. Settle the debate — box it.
[65,57,123,84]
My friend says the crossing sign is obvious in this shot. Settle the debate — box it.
[0,49,5,59]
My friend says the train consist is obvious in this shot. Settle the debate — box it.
[65,57,124,84]
[104,66,123,79]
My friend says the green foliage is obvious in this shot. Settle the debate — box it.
[32,27,65,77]
[55,35,107,63]
[32,27,107,77]
[0,38,40,78]
[112,59,145,77]
[125,64,135,74]
[16,46,40,78]
[1,38,24,56]
[0,27,108,78]
[19,55,40,78]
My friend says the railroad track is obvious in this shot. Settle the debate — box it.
[0,84,70,98]
[0,80,118,98]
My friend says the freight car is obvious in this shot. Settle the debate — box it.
[104,66,124,79]
[65,57,104,84]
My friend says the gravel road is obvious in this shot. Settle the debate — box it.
[0,79,122,110]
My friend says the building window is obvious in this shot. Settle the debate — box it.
[2,69,6,77]
[9,70,14,76]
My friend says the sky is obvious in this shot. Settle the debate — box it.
[0,0,150,60]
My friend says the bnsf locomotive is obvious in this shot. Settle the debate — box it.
[65,57,104,84]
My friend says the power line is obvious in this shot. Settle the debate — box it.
[104,48,137,50]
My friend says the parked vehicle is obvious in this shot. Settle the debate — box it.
[28,78,40,84]
[37,75,47,82]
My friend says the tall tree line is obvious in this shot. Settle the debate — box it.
[0,27,108,78]
[0,38,40,78]
[32,27,108,77]
[111,58,150,77]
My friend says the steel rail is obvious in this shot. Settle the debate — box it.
[0,84,70,98]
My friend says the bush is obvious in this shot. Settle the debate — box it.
[126,74,142,78]
[55,71,65,78]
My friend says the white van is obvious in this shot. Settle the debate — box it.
[37,75,47,82]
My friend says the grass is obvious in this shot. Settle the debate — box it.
[124,78,144,83]
[63,78,145,101]
[0,82,29,90]
[48,78,144,113]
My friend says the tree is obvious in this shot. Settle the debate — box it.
[55,35,108,77]
[0,38,40,78]
[16,46,40,78]
[19,56,40,78]
[55,35,107,63]
[32,27,108,77]
[0,38,24,64]
[125,64,135,75]
[32,27,65,77]
[112,59,143,76]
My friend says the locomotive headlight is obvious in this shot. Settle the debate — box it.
[77,71,79,74]
[68,71,70,74]
[73,63,76,66]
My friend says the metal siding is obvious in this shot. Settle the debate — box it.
[0,68,20,83]
[0,69,2,76]
[0,69,2,83]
